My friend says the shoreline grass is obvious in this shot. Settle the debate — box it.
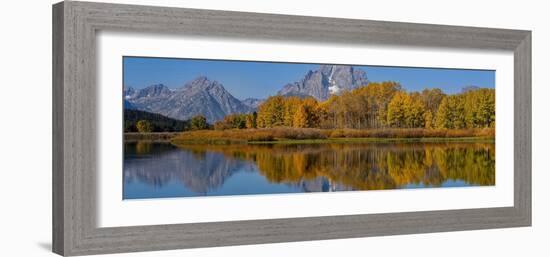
[124,132,180,142]
[247,137,494,145]
[169,127,495,145]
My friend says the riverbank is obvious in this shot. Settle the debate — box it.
[124,132,180,142]
[247,137,494,144]
[169,127,495,145]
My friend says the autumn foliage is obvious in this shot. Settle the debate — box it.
[176,142,495,189]
[236,82,495,130]
[177,81,495,142]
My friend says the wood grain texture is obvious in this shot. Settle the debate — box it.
[514,32,532,224]
[52,1,532,256]
[52,2,65,255]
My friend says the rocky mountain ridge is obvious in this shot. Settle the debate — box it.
[125,77,252,122]
[125,65,369,122]
[278,65,369,101]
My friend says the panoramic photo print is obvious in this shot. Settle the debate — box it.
[123,57,496,199]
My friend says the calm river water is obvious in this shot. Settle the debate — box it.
[123,141,495,199]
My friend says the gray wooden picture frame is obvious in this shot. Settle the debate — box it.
[52,1,531,256]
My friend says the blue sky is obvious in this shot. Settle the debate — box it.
[123,57,495,99]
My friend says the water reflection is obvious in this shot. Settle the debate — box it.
[123,141,495,199]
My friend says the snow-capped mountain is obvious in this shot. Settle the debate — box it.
[278,65,369,100]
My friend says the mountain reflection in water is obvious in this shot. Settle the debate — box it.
[123,141,495,199]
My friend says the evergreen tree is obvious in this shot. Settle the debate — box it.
[190,115,208,130]
[246,112,257,129]
[136,120,153,133]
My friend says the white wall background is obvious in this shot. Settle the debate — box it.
[0,0,547,256]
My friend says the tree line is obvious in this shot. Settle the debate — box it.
[125,109,214,133]
[124,109,191,132]
[213,81,495,130]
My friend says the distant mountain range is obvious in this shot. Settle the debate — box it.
[125,76,253,122]
[124,65,370,122]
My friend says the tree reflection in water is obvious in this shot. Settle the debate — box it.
[123,141,495,198]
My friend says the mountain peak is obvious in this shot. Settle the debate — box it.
[241,98,265,109]
[461,85,481,93]
[183,76,225,91]
[192,75,209,84]
[278,64,369,100]
[133,84,171,98]
[146,83,167,89]
[124,86,136,99]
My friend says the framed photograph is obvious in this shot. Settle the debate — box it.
[52,1,531,256]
